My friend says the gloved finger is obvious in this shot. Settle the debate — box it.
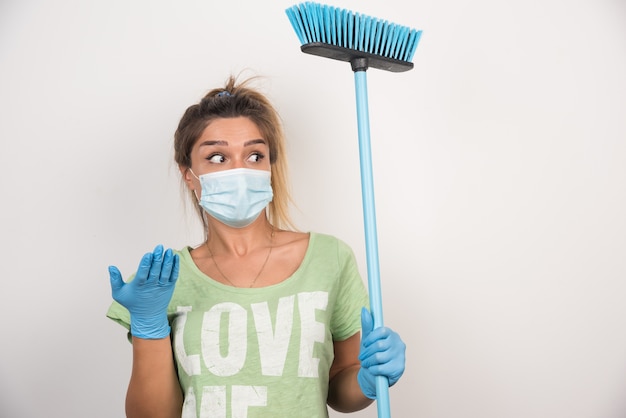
[361,326,393,348]
[108,265,124,291]
[360,307,374,341]
[134,251,154,285]
[148,244,164,283]
[360,346,397,368]
[359,339,389,365]
[360,329,405,361]
[158,249,174,285]
[170,254,180,283]
[363,363,405,383]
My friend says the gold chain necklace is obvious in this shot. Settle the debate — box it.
[206,226,275,288]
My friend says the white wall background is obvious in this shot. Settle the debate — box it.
[1,0,625,417]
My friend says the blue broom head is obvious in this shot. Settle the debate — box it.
[286,2,422,72]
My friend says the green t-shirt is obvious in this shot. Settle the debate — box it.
[107,232,369,418]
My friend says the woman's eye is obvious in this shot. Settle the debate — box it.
[207,154,225,163]
[247,152,265,163]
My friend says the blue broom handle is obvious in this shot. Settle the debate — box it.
[354,69,391,418]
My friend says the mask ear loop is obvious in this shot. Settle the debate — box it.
[188,167,212,240]
[188,168,200,180]
[188,168,201,201]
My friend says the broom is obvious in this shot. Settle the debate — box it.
[285,3,422,417]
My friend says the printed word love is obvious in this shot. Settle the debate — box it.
[173,291,330,417]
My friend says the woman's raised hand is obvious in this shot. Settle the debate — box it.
[108,245,179,339]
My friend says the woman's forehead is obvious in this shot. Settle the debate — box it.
[196,117,265,146]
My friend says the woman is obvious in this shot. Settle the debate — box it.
[107,76,405,418]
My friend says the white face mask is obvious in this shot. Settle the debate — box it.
[190,168,273,228]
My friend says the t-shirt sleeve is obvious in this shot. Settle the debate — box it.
[106,299,132,342]
[330,239,369,341]
[106,273,135,341]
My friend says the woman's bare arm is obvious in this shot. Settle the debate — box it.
[327,333,373,412]
[126,336,183,418]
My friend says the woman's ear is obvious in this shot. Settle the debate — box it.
[180,166,196,191]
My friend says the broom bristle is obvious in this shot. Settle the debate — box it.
[286,2,422,63]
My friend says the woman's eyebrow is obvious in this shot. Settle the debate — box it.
[244,138,267,147]
[197,139,266,148]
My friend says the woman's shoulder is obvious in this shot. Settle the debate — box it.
[273,230,356,265]
[275,229,309,244]
[276,230,347,248]
[307,231,357,257]
[173,245,194,259]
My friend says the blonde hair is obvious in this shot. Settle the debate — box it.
[174,75,295,230]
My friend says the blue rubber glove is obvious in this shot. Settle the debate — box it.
[357,307,406,399]
[108,245,180,339]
